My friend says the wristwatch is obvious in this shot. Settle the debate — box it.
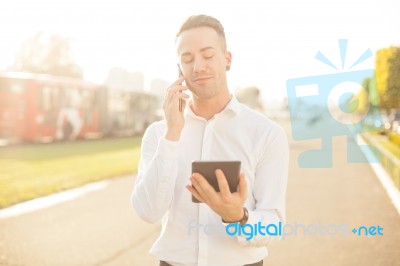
[239,207,249,226]
[222,207,249,226]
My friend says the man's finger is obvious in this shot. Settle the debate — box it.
[172,75,185,85]
[191,173,218,203]
[237,173,248,200]
[164,76,186,97]
[170,92,190,105]
[186,185,204,203]
[215,169,231,199]
[181,97,188,111]
[166,85,188,102]
[165,76,185,92]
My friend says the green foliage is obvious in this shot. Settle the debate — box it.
[376,46,400,109]
[365,74,380,107]
[10,32,83,78]
[235,86,264,111]
[356,73,380,112]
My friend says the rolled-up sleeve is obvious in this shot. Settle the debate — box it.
[236,125,289,246]
[131,122,179,223]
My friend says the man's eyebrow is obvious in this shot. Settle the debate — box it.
[200,46,215,52]
[181,47,215,57]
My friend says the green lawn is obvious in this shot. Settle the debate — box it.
[0,137,142,208]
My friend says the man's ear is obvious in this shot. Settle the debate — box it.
[225,51,232,71]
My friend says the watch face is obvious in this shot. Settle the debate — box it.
[240,207,249,226]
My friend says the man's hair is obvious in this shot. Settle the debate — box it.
[176,15,227,51]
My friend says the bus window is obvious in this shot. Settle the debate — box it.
[41,86,52,111]
[82,90,95,126]
[0,78,27,94]
[67,88,82,108]
[37,85,60,126]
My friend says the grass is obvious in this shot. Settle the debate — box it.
[0,137,142,209]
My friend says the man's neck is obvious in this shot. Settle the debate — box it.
[190,92,232,120]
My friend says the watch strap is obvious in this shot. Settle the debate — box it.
[222,207,249,226]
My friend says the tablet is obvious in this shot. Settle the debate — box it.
[191,160,241,203]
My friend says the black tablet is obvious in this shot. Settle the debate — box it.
[191,161,241,203]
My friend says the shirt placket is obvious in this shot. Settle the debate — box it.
[197,117,215,266]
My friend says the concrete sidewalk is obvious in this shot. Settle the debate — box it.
[1,124,400,266]
[0,176,160,266]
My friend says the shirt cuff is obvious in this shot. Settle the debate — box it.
[222,209,282,246]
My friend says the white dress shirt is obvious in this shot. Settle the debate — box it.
[131,96,289,266]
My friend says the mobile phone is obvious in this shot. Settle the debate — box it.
[177,64,183,112]
[191,161,241,203]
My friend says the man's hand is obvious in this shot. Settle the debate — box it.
[186,169,248,222]
[163,76,190,141]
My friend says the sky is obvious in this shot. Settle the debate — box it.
[0,0,399,102]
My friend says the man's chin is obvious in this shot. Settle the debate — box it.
[192,92,218,101]
[190,83,213,92]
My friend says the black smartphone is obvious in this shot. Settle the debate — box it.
[191,161,241,203]
[177,64,183,112]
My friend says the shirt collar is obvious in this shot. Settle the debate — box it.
[224,95,242,115]
[185,95,242,119]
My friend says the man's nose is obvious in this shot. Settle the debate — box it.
[193,58,207,73]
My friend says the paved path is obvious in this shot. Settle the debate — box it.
[1,123,400,266]
[0,175,160,266]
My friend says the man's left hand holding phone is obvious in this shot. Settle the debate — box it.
[163,64,190,141]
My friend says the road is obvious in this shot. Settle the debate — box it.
[1,122,400,266]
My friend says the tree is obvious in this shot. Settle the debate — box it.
[235,86,264,111]
[10,32,83,78]
[351,73,380,115]
[376,46,400,109]
[354,77,370,113]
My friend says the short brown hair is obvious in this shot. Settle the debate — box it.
[176,15,227,51]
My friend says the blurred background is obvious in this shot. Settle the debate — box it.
[0,0,399,265]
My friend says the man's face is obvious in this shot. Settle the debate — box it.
[176,26,231,100]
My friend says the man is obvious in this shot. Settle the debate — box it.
[132,15,289,266]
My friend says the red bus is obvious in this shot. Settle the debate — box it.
[0,72,160,144]
[0,72,101,143]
